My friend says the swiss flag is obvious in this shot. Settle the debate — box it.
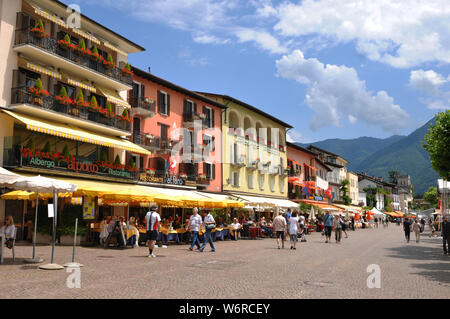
[169,157,177,174]
[325,186,333,200]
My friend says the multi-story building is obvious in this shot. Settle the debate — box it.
[286,142,328,201]
[307,145,349,202]
[346,171,359,206]
[397,174,413,213]
[357,173,393,211]
[129,67,224,193]
[198,93,294,210]
[0,0,149,234]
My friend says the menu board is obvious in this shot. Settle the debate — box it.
[83,196,96,220]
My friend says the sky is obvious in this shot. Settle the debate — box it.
[62,0,450,143]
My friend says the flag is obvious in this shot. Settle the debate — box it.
[302,186,309,196]
[169,157,177,174]
[325,186,332,200]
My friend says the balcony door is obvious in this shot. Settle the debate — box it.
[133,117,141,139]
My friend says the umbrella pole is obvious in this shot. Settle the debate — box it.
[63,218,84,268]
[40,191,63,270]
[25,192,44,263]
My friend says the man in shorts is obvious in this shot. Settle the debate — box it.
[145,204,161,258]
[273,212,287,249]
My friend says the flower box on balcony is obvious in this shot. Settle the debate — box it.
[30,27,49,39]
[179,173,187,179]
[198,113,206,120]
[144,97,155,105]
[147,168,156,175]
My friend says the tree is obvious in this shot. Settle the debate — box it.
[340,179,351,205]
[423,110,450,180]
[424,186,438,208]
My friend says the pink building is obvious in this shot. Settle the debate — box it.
[129,67,225,193]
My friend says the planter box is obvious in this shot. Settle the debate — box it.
[59,235,82,246]
[35,233,52,245]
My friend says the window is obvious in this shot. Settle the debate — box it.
[158,91,169,115]
[232,171,240,187]
[203,106,213,128]
[160,124,169,148]
[280,179,285,193]
[203,134,215,152]
[248,173,254,189]
[270,176,275,192]
[204,162,215,180]
[259,174,265,190]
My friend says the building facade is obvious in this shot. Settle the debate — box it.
[198,93,291,201]
[347,171,359,206]
[129,67,224,193]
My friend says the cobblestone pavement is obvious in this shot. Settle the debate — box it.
[0,224,449,299]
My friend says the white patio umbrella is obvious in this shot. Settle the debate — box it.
[9,175,77,269]
[0,167,22,186]
[309,206,315,221]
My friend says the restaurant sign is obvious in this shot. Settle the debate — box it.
[20,148,136,179]
[139,173,196,187]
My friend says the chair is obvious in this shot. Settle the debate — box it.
[241,224,250,239]
[12,227,16,262]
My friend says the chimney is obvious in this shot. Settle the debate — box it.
[148,67,151,73]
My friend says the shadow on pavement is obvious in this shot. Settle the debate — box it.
[409,262,450,284]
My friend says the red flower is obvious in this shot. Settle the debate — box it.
[56,95,73,105]
[29,87,50,97]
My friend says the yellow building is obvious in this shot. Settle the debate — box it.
[347,171,359,206]
[198,93,293,206]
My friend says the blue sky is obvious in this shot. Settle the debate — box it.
[63,0,450,143]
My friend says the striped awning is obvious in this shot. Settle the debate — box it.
[2,110,151,155]
[103,42,128,57]
[28,1,67,28]
[26,62,61,80]
[96,86,131,109]
[72,28,100,45]
[67,77,96,93]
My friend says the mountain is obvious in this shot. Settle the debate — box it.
[297,135,405,171]
[296,119,439,196]
[356,119,438,196]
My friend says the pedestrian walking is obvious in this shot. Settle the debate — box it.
[429,218,436,237]
[342,216,349,238]
[323,211,334,243]
[186,208,202,251]
[273,212,287,249]
[403,217,412,243]
[420,218,425,233]
[442,217,450,256]
[288,211,301,250]
[412,219,422,243]
[145,205,161,258]
[333,215,343,243]
[374,217,379,228]
[199,211,216,252]
[351,216,355,231]
[284,209,292,245]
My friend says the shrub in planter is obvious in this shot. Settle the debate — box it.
[114,154,121,167]
[74,90,89,108]
[29,78,49,97]
[43,141,52,153]
[76,38,91,56]
[122,63,133,75]
[101,150,109,162]
[104,53,114,68]
[25,137,35,151]
[62,144,70,159]
[56,86,72,105]
[30,19,49,38]
[90,95,98,110]
[58,33,74,50]
[106,102,114,118]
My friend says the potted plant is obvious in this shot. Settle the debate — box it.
[179,172,187,179]
[29,78,49,106]
[30,19,49,39]
[114,155,121,168]
[103,53,114,69]
[147,168,156,175]
[127,157,136,170]
[100,150,109,163]
[43,141,52,153]
[144,96,154,105]
[76,38,91,56]
[57,34,74,50]
[106,102,115,118]
[198,113,206,120]
[25,137,35,151]
[120,109,132,122]
[199,173,207,179]
[90,95,98,110]
[91,46,104,63]
[122,63,133,76]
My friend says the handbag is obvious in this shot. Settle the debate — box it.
[205,223,216,230]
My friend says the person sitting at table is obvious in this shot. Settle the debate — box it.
[107,216,117,234]
[0,216,16,249]
[231,218,243,241]
[126,217,139,247]
[217,217,225,228]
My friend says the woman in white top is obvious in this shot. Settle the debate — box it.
[0,216,15,249]
[230,218,242,241]
[288,212,301,250]
[412,219,422,243]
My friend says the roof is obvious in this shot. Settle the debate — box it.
[195,92,293,128]
[286,142,317,156]
[314,158,332,172]
[132,67,227,109]
[325,162,344,169]
[50,0,145,52]
[307,145,349,163]
[357,173,396,187]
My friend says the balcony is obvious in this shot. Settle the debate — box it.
[129,97,156,118]
[182,112,208,129]
[11,88,130,135]
[132,133,173,153]
[14,28,132,91]
[231,155,246,168]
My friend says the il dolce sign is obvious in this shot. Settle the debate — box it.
[139,173,188,186]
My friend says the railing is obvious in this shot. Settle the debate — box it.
[129,97,156,114]
[132,133,172,151]
[11,87,130,132]
[14,28,133,86]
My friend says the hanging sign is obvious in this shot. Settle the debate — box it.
[48,204,54,218]
[83,196,96,220]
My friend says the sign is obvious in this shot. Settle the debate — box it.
[314,196,323,201]
[139,173,193,187]
[83,196,96,220]
[48,204,54,218]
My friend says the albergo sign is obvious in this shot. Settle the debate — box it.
[21,147,136,178]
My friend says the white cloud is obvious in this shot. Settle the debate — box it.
[409,69,447,95]
[192,34,230,45]
[348,115,357,124]
[273,0,450,68]
[276,50,410,133]
[286,130,302,143]
[257,4,277,17]
[235,28,288,54]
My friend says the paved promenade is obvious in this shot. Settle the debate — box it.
[0,224,449,299]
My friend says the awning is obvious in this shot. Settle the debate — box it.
[96,86,131,109]
[66,77,97,93]
[72,28,100,45]
[25,61,61,80]
[194,192,245,208]
[334,204,361,213]
[304,163,317,171]
[28,1,67,28]
[299,199,343,212]
[103,41,128,57]
[2,110,151,155]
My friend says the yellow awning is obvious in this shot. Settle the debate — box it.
[72,28,100,45]
[1,110,151,155]
[26,62,62,80]
[96,87,131,109]
[1,190,71,200]
[28,1,67,28]
[66,77,96,93]
[103,42,128,57]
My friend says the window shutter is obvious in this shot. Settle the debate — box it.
[203,162,206,177]
[248,146,252,165]
[167,94,170,115]
[211,108,215,128]
[212,164,215,180]
[141,84,146,98]
[236,143,241,162]
[157,90,162,113]
[231,172,235,186]
[194,102,197,115]
[230,143,235,164]
[202,106,206,118]
[194,163,199,177]
[237,172,240,187]
[212,136,216,151]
